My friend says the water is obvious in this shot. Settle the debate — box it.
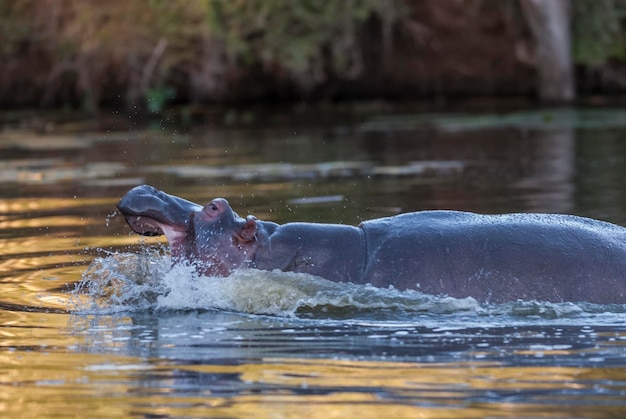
[1,106,626,418]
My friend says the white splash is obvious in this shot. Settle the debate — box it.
[74,251,622,319]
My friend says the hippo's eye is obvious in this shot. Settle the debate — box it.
[209,203,218,212]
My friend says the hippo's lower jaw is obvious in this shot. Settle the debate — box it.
[123,214,165,236]
[121,213,189,253]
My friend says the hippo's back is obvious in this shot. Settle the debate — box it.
[360,210,626,303]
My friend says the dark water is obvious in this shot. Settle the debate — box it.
[1,106,626,418]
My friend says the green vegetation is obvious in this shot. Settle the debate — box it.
[0,1,207,111]
[205,0,390,85]
[0,0,392,111]
[0,0,625,111]
[572,0,626,66]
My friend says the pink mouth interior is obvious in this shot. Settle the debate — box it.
[125,215,187,255]
[125,215,164,236]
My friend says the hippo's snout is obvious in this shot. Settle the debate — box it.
[117,184,203,236]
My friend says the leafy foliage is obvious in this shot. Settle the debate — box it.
[0,0,402,110]
[205,0,387,86]
[572,0,626,66]
[1,0,626,110]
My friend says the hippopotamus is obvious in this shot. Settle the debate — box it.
[117,184,626,304]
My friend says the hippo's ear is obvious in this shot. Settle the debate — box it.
[236,216,258,243]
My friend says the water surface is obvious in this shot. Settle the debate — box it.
[1,107,626,418]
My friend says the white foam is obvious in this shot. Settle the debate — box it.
[74,252,626,319]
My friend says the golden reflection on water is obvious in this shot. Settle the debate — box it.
[0,194,167,312]
[0,216,93,230]
[0,348,623,419]
[0,234,161,258]
[0,197,113,213]
[182,358,603,402]
[0,312,79,347]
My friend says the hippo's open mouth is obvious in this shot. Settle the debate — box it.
[122,213,170,236]
[121,212,192,253]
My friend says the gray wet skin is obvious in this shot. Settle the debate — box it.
[118,185,626,304]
